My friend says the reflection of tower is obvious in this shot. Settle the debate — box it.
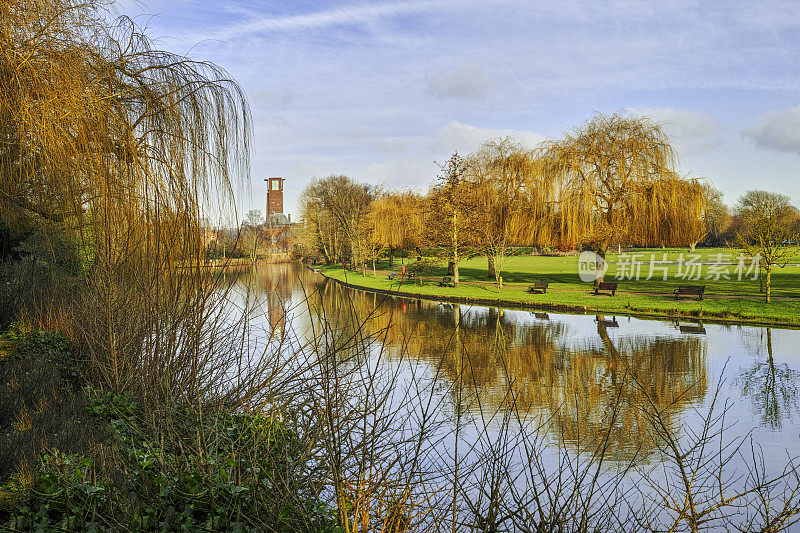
[265,177,284,215]
[263,265,292,336]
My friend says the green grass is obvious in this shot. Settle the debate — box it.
[318,247,800,325]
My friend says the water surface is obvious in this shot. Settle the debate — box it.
[230,263,800,525]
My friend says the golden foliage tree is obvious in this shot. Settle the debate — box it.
[366,190,425,266]
[1,0,252,400]
[541,113,703,270]
[425,153,480,287]
[632,176,707,249]
[469,138,558,289]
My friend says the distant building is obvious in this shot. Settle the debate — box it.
[265,213,290,227]
[262,177,296,255]
[265,177,284,215]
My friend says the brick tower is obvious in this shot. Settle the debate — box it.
[265,177,284,215]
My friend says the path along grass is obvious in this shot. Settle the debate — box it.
[317,248,800,326]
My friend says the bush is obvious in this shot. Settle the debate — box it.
[0,329,339,532]
[0,328,104,501]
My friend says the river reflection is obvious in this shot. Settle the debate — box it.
[309,280,707,460]
[238,263,800,465]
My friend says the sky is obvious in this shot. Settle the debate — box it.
[117,0,800,219]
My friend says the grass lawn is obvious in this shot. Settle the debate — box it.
[316,247,800,325]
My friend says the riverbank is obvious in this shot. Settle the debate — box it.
[313,251,800,327]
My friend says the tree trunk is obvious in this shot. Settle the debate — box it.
[388,249,394,266]
[487,254,496,279]
[452,209,459,287]
[765,266,771,303]
[595,243,608,286]
[689,242,696,253]
[767,327,773,363]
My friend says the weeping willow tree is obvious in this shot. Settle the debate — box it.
[632,176,707,250]
[1,0,253,402]
[469,138,560,289]
[366,190,425,266]
[541,113,704,279]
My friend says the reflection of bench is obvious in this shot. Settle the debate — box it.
[679,324,707,335]
[595,316,619,328]
[527,281,549,294]
[438,276,452,287]
[674,285,705,300]
[594,281,618,296]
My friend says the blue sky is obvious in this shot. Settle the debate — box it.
[119,0,800,219]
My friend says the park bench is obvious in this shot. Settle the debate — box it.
[674,285,705,300]
[388,271,397,280]
[527,281,549,294]
[593,281,618,296]
[438,276,452,287]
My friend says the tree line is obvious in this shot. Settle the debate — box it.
[299,113,800,297]
[300,114,710,288]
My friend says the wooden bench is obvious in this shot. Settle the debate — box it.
[674,285,705,300]
[593,281,618,296]
[388,271,397,280]
[527,281,549,294]
[438,276,452,287]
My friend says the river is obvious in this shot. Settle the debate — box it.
[225,262,800,530]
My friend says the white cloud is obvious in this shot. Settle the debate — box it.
[430,121,548,153]
[426,64,495,100]
[184,0,458,41]
[626,107,722,156]
[743,103,800,152]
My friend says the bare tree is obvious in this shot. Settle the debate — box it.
[734,190,800,303]
[702,183,731,247]
[298,176,377,267]
[426,153,479,287]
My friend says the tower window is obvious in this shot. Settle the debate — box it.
[271,180,280,190]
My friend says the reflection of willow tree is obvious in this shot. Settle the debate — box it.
[739,328,800,430]
[316,279,708,458]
